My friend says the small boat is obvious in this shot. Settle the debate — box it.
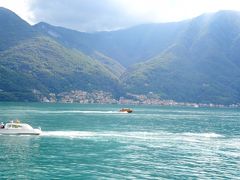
[0,120,42,135]
[119,108,133,113]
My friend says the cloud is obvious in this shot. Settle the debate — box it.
[0,0,34,22]
[28,0,145,32]
[2,0,240,32]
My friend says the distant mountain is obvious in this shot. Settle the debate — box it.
[122,11,240,104]
[1,7,240,104]
[92,23,188,67]
[34,22,125,77]
[34,21,187,68]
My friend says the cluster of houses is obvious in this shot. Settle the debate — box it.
[37,90,240,108]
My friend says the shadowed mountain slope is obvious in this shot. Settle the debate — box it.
[122,11,240,104]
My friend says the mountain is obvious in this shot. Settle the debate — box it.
[1,7,240,104]
[122,11,240,104]
[0,7,123,101]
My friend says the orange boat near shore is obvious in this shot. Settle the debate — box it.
[119,108,133,113]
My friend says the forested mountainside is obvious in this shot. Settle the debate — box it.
[0,7,122,101]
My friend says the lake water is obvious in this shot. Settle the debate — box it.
[0,103,240,179]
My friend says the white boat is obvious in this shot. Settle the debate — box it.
[0,121,42,135]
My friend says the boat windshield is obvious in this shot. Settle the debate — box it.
[5,124,22,129]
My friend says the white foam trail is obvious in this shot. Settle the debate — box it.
[18,110,125,114]
[41,131,95,138]
[39,131,223,140]
[181,132,223,138]
[40,131,162,140]
[97,132,162,140]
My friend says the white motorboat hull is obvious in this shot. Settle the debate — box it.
[0,129,42,135]
[0,122,42,135]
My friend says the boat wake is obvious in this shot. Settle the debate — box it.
[40,131,224,140]
[20,110,125,114]
[41,131,95,138]
[181,132,223,138]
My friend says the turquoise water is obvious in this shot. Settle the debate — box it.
[0,103,240,179]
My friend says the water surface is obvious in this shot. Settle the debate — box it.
[0,103,240,179]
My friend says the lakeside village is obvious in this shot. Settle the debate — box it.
[36,90,240,108]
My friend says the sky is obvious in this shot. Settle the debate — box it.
[1,0,240,32]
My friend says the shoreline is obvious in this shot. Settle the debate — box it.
[40,90,240,108]
[1,90,239,108]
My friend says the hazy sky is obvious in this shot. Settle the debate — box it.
[1,0,240,31]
